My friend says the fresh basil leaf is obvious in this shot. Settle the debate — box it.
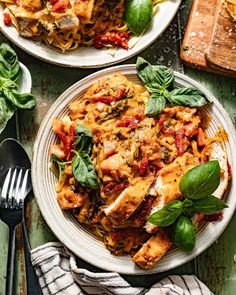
[0,44,35,135]
[172,215,196,252]
[145,94,166,116]
[0,43,21,82]
[0,77,17,90]
[168,87,209,107]
[136,57,174,90]
[75,124,93,154]
[3,88,36,109]
[72,152,100,189]
[192,195,228,215]
[147,200,183,227]
[125,0,153,36]
[51,154,66,178]
[179,160,220,200]
[0,95,15,134]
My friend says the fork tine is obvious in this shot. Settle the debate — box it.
[1,169,12,206]
[18,169,30,207]
[7,168,18,207]
[15,169,23,204]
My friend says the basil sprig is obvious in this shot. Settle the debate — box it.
[136,57,209,116]
[72,124,100,189]
[0,42,36,134]
[125,0,153,36]
[147,160,228,252]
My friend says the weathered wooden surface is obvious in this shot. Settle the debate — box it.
[0,1,236,294]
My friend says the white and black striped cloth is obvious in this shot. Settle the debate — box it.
[31,242,213,295]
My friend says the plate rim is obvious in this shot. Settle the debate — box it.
[32,64,236,274]
[0,1,182,68]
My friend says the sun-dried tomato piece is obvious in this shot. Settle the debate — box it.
[158,118,174,136]
[117,118,138,129]
[51,0,68,12]
[134,196,155,226]
[205,212,223,222]
[94,31,130,49]
[139,157,149,176]
[3,13,12,26]
[103,182,127,195]
[175,128,185,156]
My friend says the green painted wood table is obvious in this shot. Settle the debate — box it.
[0,1,236,294]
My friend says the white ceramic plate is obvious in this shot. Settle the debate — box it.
[0,1,181,68]
[32,65,236,274]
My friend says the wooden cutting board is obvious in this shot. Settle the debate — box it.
[180,0,236,77]
[205,0,236,74]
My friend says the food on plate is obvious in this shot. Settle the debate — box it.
[0,42,35,134]
[49,58,230,269]
[0,0,163,52]
[225,0,236,21]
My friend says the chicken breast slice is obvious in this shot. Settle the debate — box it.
[73,0,95,20]
[193,141,230,226]
[104,177,154,226]
[132,231,172,269]
[145,152,200,233]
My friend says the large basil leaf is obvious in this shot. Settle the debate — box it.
[0,95,15,134]
[75,124,93,154]
[147,200,183,227]
[3,88,36,109]
[172,215,196,252]
[168,87,209,107]
[72,152,100,189]
[145,93,166,116]
[125,0,153,36]
[193,195,228,215]
[0,43,21,82]
[136,57,174,90]
[179,160,220,200]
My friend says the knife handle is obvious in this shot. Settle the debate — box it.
[5,226,16,295]
[22,221,42,295]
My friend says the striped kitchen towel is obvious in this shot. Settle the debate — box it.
[31,242,213,295]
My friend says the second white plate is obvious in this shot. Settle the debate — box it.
[0,1,181,68]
